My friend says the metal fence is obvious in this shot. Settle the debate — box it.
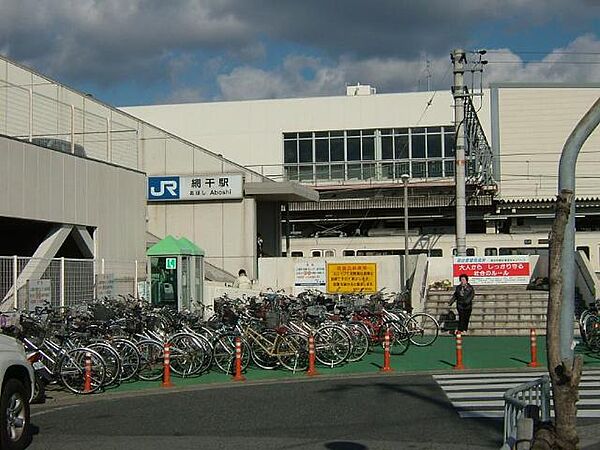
[502,375,551,449]
[0,256,146,311]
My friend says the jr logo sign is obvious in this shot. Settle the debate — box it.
[147,177,180,201]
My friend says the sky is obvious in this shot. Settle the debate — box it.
[1,0,600,106]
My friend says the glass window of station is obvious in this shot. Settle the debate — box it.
[283,127,456,182]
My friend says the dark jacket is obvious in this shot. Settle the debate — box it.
[449,283,475,310]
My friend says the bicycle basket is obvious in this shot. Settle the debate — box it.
[265,310,286,329]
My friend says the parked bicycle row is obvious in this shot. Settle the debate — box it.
[0,289,440,398]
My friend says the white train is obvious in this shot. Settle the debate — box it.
[285,231,600,272]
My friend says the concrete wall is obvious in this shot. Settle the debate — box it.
[0,136,146,261]
[494,85,600,200]
[257,255,402,293]
[124,90,491,179]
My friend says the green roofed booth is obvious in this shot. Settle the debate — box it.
[147,235,205,311]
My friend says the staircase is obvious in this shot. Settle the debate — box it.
[425,285,549,336]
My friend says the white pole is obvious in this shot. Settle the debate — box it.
[134,260,139,299]
[70,105,75,154]
[13,256,18,309]
[106,117,112,162]
[28,89,33,142]
[101,258,105,275]
[60,257,65,307]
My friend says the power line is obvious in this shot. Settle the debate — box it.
[486,50,600,56]
[487,61,600,65]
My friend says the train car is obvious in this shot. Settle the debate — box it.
[283,231,600,273]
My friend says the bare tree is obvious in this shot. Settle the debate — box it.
[533,190,582,450]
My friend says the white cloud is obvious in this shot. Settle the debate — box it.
[484,34,600,84]
[216,34,600,101]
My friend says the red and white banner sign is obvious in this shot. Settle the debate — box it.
[453,255,531,285]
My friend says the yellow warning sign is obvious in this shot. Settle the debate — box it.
[326,263,377,294]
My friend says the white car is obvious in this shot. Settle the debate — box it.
[0,334,34,450]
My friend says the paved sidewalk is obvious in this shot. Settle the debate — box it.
[68,335,600,396]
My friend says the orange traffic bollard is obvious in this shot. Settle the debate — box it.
[83,351,92,393]
[162,342,174,388]
[454,331,465,370]
[380,328,393,372]
[307,334,319,376]
[232,337,246,382]
[528,328,540,368]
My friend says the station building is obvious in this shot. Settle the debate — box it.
[125,84,600,276]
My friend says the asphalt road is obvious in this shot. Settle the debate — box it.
[29,375,503,450]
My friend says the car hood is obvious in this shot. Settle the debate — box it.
[0,334,23,354]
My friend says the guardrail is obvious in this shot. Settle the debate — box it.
[502,375,551,449]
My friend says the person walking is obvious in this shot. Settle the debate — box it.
[448,274,475,334]
[233,269,252,289]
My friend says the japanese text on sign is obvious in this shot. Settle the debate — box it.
[28,279,51,311]
[294,261,326,295]
[327,263,377,294]
[148,174,244,201]
[453,255,530,285]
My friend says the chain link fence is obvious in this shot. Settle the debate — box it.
[0,256,146,311]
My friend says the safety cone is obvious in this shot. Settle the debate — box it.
[380,328,393,372]
[454,331,465,370]
[83,352,92,393]
[162,342,174,388]
[232,337,246,382]
[307,334,319,376]
[528,328,540,368]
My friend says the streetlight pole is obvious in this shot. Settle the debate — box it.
[451,48,467,256]
[401,174,410,289]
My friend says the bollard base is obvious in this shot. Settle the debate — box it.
[527,362,540,368]
[161,381,174,388]
[306,368,319,377]
[453,363,465,370]
[232,374,246,382]
[380,366,394,373]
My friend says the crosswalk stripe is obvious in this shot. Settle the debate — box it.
[434,370,600,419]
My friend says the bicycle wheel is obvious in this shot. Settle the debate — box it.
[190,333,214,373]
[250,330,279,370]
[137,340,164,381]
[112,338,141,382]
[58,348,106,394]
[405,313,439,347]
[276,332,308,372]
[212,334,250,374]
[87,342,122,386]
[346,323,370,362]
[314,325,351,367]
[169,334,206,377]
[381,322,410,355]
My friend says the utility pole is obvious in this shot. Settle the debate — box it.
[451,49,467,256]
[401,174,410,289]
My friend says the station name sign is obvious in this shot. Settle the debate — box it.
[147,174,244,202]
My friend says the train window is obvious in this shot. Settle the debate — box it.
[577,246,590,259]
[343,250,355,256]
[538,239,549,245]
[485,248,498,256]
[311,250,322,257]
[291,251,304,257]
[324,250,335,257]
[524,239,532,245]
[454,248,476,256]
[429,249,443,257]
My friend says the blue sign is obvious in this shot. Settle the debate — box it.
[148,176,180,201]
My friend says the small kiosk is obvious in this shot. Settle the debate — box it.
[147,235,205,311]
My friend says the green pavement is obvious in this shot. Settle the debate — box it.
[103,335,600,395]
